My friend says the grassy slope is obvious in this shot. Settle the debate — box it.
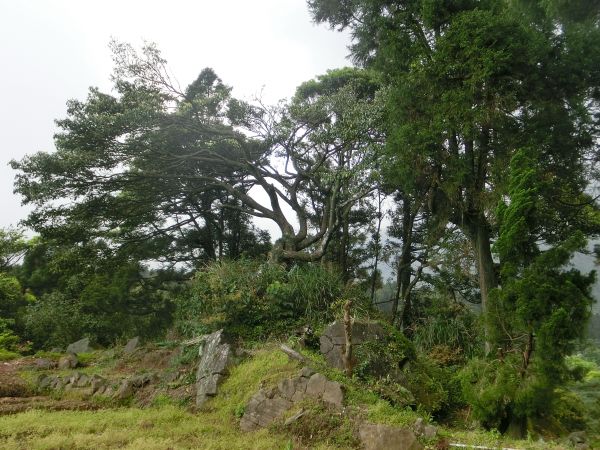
[0,345,591,449]
[0,348,300,450]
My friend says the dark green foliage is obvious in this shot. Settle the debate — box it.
[175,259,352,341]
[460,149,595,433]
[411,287,482,361]
[404,357,451,415]
[19,239,176,349]
[353,322,415,380]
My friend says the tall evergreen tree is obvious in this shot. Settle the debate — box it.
[308,0,600,345]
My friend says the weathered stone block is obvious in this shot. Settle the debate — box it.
[319,321,385,370]
[195,329,234,407]
[322,380,343,408]
[305,373,327,398]
[359,423,423,450]
[66,338,90,354]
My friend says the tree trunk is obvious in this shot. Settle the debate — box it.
[370,190,383,303]
[340,210,350,283]
[471,220,497,353]
[391,196,413,326]
[343,299,353,377]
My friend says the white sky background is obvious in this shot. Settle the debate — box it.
[0,0,351,231]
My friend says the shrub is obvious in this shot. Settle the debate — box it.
[0,318,19,351]
[353,322,415,380]
[24,287,173,349]
[175,259,349,341]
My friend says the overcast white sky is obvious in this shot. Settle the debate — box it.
[0,0,351,230]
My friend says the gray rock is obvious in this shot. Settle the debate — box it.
[50,347,62,353]
[413,418,437,439]
[359,423,423,450]
[124,337,140,354]
[93,385,107,396]
[50,377,64,389]
[58,353,78,370]
[75,374,90,388]
[240,389,293,431]
[131,373,155,388]
[569,431,587,445]
[68,372,82,385]
[195,330,234,407]
[38,375,54,389]
[305,373,327,398]
[278,376,308,402]
[66,338,90,354]
[104,385,115,397]
[322,380,344,408]
[280,344,306,362]
[319,320,385,371]
[240,371,345,432]
[115,379,134,400]
[35,358,56,370]
[299,367,315,378]
[90,375,107,394]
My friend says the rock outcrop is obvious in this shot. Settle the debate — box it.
[66,338,90,354]
[319,321,385,371]
[359,423,423,450]
[240,367,344,431]
[195,329,234,407]
[37,371,155,400]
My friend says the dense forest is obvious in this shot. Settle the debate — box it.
[1,0,600,446]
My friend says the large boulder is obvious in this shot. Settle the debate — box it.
[240,388,294,431]
[359,423,423,450]
[195,329,234,407]
[66,338,90,354]
[319,320,386,371]
[240,367,344,431]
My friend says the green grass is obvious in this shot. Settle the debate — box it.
[0,406,289,450]
[0,348,19,361]
[0,346,306,450]
[2,343,597,449]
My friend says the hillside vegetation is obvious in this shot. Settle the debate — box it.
[1,0,600,448]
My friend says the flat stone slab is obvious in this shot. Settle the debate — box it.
[196,329,234,407]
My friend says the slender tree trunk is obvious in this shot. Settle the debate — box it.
[391,196,413,325]
[340,210,350,283]
[370,190,383,303]
[471,220,497,353]
[343,299,353,377]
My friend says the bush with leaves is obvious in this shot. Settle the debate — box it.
[175,259,350,341]
[410,286,482,362]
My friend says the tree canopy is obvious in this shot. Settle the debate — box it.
[12,42,384,266]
